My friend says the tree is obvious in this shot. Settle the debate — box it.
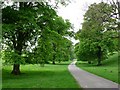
[2,1,72,75]
[2,2,39,74]
[108,0,120,51]
[34,17,72,64]
[75,2,117,65]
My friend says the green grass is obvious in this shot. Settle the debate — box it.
[2,61,80,88]
[76,52,119,84]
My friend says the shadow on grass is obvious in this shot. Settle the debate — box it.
[77,53,118,68]
[2,60,81,88]
[2,68,80,88]
[55,63,70,65]
[2,70,57,84]
[77,60,118,68]
[2,68,68,81]
[48,62,71,66]
[77,62,99,67]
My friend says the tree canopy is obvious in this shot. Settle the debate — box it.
[2,1,73,75]
[75,2,118,65]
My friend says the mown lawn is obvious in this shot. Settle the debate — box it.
[2,61,80,88]
[76,52,119,84]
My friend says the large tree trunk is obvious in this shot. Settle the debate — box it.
[97,46,102,66]
[52,60,55,64]
[88,61,91,64]
[12,42,22,75]
[11,64,21,75]
[11,30,23,75]
[11,49,22,75]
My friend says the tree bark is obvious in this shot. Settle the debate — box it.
[11,48,22,75]
[88,61,91,64]
[97,46,102,66]
[11,64,20,75]
[52,51,56,64]
[11,30,23,75]
[52,60,55,64]
[58,60,61,63]
[52,43,56,64]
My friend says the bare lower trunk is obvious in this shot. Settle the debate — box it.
[88,61,91,64]
[11,26,24,75]
[53,43,56,65]
[97,46,102,66]
[97,60,102,66]
[11,64,21,75]
[59,60,61,63]
[52,60,55,64]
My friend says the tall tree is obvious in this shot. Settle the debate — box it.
[75,2,117,65]
[34,17,72,64]
[2,2,39,74]
[2,1,72,75]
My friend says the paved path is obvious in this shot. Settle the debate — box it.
[68,61,119,89]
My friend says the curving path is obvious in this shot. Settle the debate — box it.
[68,60,119,89]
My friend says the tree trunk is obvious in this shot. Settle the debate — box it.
[97,46,102,66]
[59,60,61,63]
[52,60,55,64]
[11,64,21,75]
[11,30,23,75]
[52,43,56,64]
[52,54,56,64]
[11,48,22,75]
[88,61,91,64]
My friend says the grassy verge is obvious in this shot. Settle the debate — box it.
[2,61,80,88]
[76,52,119,84]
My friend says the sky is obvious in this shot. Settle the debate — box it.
[57,0,107,44]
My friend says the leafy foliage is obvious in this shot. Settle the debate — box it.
[2,2,73,74]
[75,2,118,65]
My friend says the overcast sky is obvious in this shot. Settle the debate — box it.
[57,0,108,44]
